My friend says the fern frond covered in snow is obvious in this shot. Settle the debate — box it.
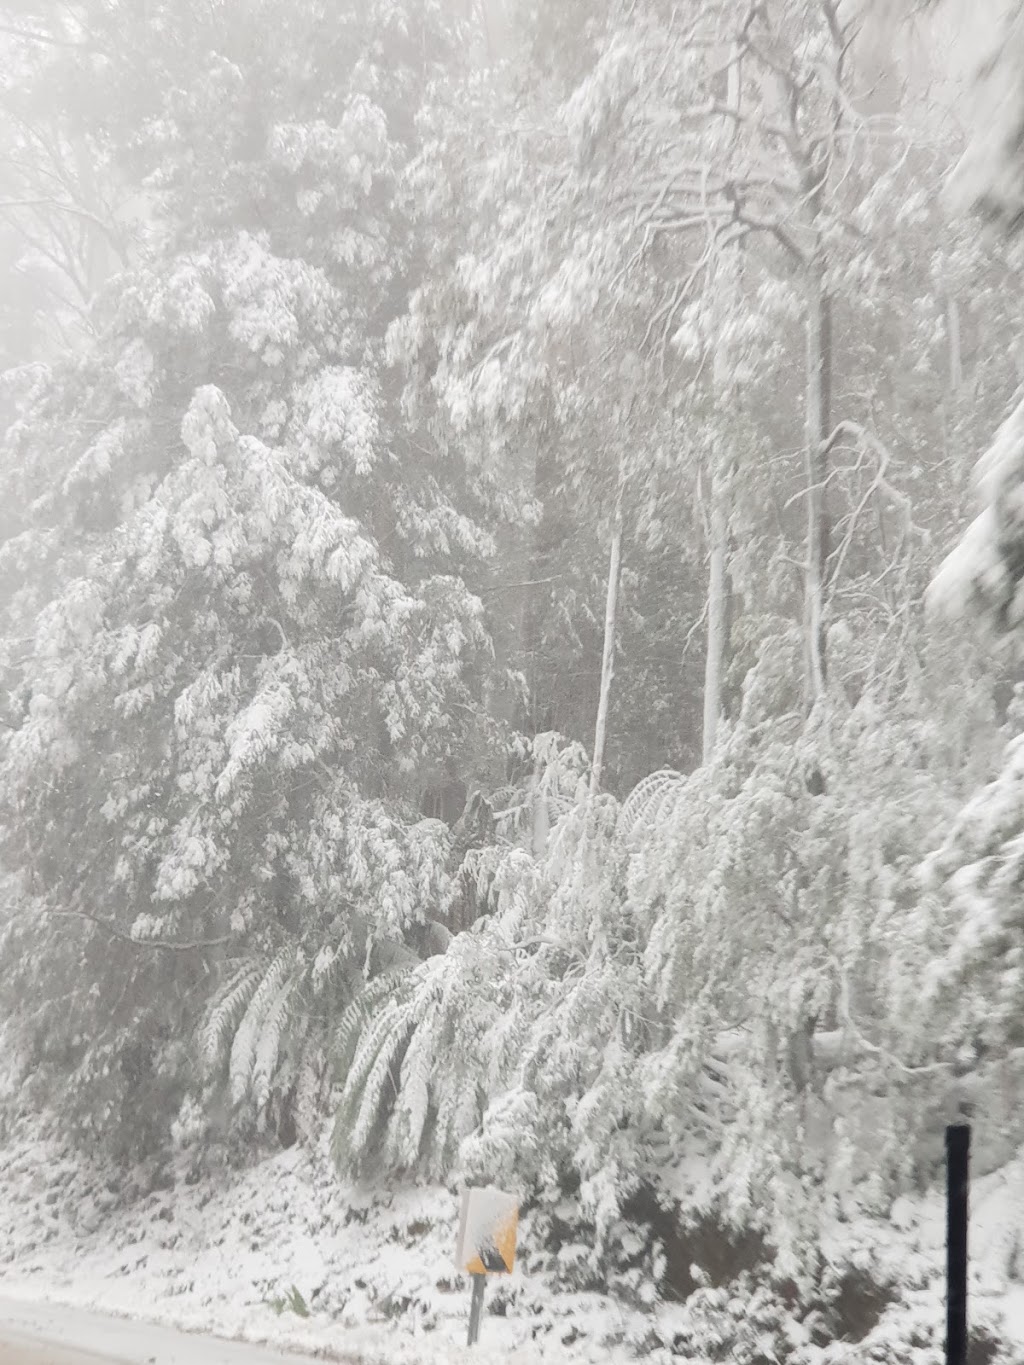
[228,948,297,1106]
[202,965,264,1072]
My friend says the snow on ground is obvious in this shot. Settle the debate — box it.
[0,1296,338,1364]
[0,1120,636,1365]
[1,1116,1024,1364]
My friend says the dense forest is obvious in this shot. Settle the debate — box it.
[5,0,1024,1353]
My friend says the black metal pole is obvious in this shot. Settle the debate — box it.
[467,1272,486,1346]
[946,1123,970,1365]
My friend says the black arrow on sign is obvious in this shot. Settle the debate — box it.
[478,1237,507,1273]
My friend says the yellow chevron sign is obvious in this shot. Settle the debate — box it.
[456,1187,518,1274]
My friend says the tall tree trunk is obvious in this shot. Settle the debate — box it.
[702,459,729,763]
[523,446,559,853]
[701,48,741,763]
[804,265,832,705]
[703,266,738,764]
[591,456,626,795]
[530,767,550,858]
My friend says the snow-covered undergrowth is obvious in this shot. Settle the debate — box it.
[1,1117,1023,1365]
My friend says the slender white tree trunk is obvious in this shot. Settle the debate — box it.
[702,452,729,764]
[804,267,831,705]
[529,768,550,857]
[703,279,737,761]
[701,49,742,764]
[590,457,626,795]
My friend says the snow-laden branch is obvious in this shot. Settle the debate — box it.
[927,397,1024,626]
[828,951,951,1078]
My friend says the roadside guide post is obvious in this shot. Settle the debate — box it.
[467,1271,486,1345]
[455,1186,519,1346]
[946,1123,970,1365]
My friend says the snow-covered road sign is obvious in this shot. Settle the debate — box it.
[456,1186,518,1274]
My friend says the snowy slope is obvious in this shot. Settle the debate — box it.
[0,1122,635,1365]
[0,1118,1022,1364]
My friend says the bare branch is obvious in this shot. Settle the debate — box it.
[824,420,914,609]
[45,908,233,951]
[0,197,124,253]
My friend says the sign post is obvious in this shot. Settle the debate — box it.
[455,1186,519,1347]
[946,1123,970,1365]
[467,1272,486,1346]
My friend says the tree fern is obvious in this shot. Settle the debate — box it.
[339,995,417,1165]
[616,769,686,845]
[330,973,414,1167]
[392,997,440,1165]
[331,970,409,1080]
[251,974,297,1113]
[202,963,264,1073]
[293,1041,326,1144]
[351,1019,411,1153]
[331,942,495,1177]
[229,947,295,1105]
[432,1076,467,1178]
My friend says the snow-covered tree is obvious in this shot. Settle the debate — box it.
[0,0,502,1155]
[338,0,1015,1294]
[3,2,1023,1338]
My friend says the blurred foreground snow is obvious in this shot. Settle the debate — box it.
[0,1297,331,1365]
